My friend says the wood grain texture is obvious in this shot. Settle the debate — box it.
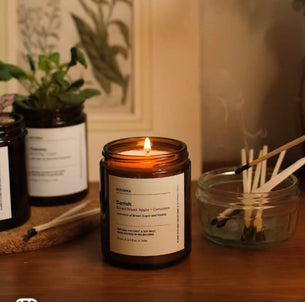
[1,181,305,302]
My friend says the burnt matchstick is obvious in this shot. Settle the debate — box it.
[251,146,268,239]
[24,228,38,242]
[240,226,266,242]
[23,201,100,242]
[241,146,268,241]
[211,147,305,243]
[240,225,256,241]
[211,148,288,237]
[210,148,254,228]
[211,209,241,227]
[235,135,305,174]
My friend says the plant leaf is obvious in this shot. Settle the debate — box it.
[38,55,53,73]
[80,88,101,99]
[59,63,69,70]
[0,63,13,81]
[0,69,12,81]
[109,20,130,46]
[56,88,101,105]
[68,79,85,91]
[52,71,70,88]
[69,47,87,68]
[8,64,28,79]
[34,87,47,100]
[48,52,60,66]
[52,70,65,81]
[27,55,36,72]
[0,62,27,81]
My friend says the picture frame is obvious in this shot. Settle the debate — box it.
[0,0,152,131]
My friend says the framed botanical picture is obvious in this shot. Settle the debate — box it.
[0,0,152,130]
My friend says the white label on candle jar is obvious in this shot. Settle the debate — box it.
[26,123,87,197]
[109,174,185,256]
[0,147,12,220]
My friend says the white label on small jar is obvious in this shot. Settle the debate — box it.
[0,147,12,220]
[109,174,185,256]
[26,123,87,197]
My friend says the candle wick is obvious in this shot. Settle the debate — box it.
[145,148,151,155]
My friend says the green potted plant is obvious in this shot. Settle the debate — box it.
[0,47,100,206]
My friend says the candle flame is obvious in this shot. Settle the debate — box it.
[144,137,151,155]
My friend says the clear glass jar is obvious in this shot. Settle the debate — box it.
[196,167,300,248]
[13,104,88,206]
[0,112,30,230]
[100,137,191,269]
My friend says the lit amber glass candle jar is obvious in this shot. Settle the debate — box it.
[100,137,191,269]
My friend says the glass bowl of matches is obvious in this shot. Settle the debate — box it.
[196,167,300,248]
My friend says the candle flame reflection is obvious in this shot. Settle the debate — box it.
[144,137,151,155]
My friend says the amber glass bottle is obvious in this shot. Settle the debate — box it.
[100,137,191,269]
[0,113,30,230]
[13,104,88,206]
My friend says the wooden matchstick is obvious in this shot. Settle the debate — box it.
[210,149,250,228]
[242,149,252,229]
[241,147,267,242]
[52,200,92,222]
[235,135,305,174]
[246,149,254,192]
[210,149,256,228]
[253,146,268,236]
[251,150,263,191]
[241,149,248,193]
[253,157,305,193]
[271,150,286,178]
[23,206,100,242]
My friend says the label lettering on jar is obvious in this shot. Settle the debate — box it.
[0,147,12,220]
[109,174,185,256]
[26,123,87,196]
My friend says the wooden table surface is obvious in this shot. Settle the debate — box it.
[1,180,305,302]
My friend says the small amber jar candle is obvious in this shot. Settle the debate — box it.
[0,113,30,231]
[13,104,88,206]
[100,137,191,269]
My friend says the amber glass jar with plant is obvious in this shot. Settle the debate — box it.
[0,47,100,206]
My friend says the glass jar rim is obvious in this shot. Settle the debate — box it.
[0,112,24,131]
[102,136,188,161]
[198,166,299,198]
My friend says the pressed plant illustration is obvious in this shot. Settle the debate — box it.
[71,0,132,104]
[17,0,61,61]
